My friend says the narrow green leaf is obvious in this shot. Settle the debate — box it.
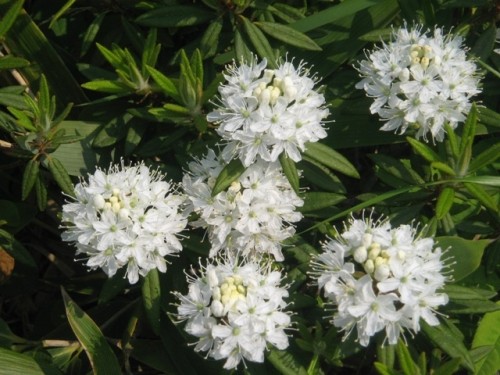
[80,12,107,57]
[471,302,500,375]
[135,6,214,27]
[146,66,181,102]
[458,103,478,176]
[370,154,424,185]
[461,176,500,187]
[200,18,223,58]
[299,192,345,212]
[303,142,360,178]
[291,0,377,32]
[61,287,121,375]
[48,0,75,29]
[190,49,203,85]
[478,106,500,129]
[436,236,490,281]
[267,348,308,375]
[433,358,462,375]
[422,320,475,372]
[444,299,500,314]
[37,75,50,118]
[255,21,321,51]
[471,24,496,61]
[374,362,398,375]
[211,159,246,197]
[48,157,74,196]
[444,123,459,160]
[417,352,427,375]
[396,340,420,375]
[0,7,87,105]
[34,174,47,211]
[431,161,456,176]
[142,28,159,74]
[21,159,39,200]
[0,55,29,70]
[81,80,131,94]
[443,284,497,301]
[0,347,44,375]
[436,187,455,220]
[142,269,161,335]
[234,28,253,63]
[406,136,442,163]
[279,153,300,194]
[377,343,395,368]
[463,182,499,212]
[0,0,24,39]
[92,114,131,148]
[241,16,276,67]
[468,143,500,173]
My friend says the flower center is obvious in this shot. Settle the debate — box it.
[218,275,247,308]
[410,44,433,69]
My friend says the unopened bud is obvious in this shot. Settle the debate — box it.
[363,233,373,247]
[93,194,105,209]
[211,300,224,317]
[207,269,219,288]
[374,263,390,281]
[421,56,430,69]
[263,69,274,82]
[364,259,375,274]
[353,246,368,263]
[399,68,410,82]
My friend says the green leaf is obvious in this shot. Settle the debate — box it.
[0,55,29,70]
[433,358,461,375]
[436,187,455,220]
[234,28,253,63]
[0,0,24,39]
[370,154,424,185]
[458,103,478,176]
[443,284,497,301]
[142,269,161,335]
[279,153,300,194]
[0,7,87,105]
[422,320,475,372]
[34,174,47,211]
[267,348,308,375]
[430,162,456,176]
[92,114,131,148]
[81,80,131,94]
[47,157,74,196]
[0,348,44,375]
[406,137,442,163]
[478,106,500,129]
[468,143,500,173]
[241,16,276,67]
[396,340,420,375]
[303,142,359,178]
[80,12,107,57]
[436,236,490,282]
[211,159,246,197]
[444,299,500,314]
[471,24,496,61]
[300,192,345,213]
[200,18,223,58]
[461,176,500,187]
[21,159,39,200]
[374,362,398,375]
[146,66,180,101]
[61,287,121,375]
[291,0,377,32]
[48,0,76,30]
[255,21,321,51]
[135,6,214,27]
[471,302,500,375]
[463,182,499,212]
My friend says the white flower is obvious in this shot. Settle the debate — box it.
[183,149,303,261]
[310,211,449,346]
[356,25,481,142]
[61,161,188,284]
[173,256,291,369]
[208,57,329,166]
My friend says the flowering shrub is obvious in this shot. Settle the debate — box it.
[356,25,481,141]
[61,161,187,284]
[0,1,498,374]
[310,213,449,346]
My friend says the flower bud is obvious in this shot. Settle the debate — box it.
[374,263,390,281]
[353,246,368,263]
[364,259,375,274]
[93,194,105,210]
[211,300,224,317]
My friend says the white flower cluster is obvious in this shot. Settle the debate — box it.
[356,25,481,142]
[207,57,329,166]
[183,149,303,261]
[61,161,187,284]
[174,257,291,369]
[310,213,449,346]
